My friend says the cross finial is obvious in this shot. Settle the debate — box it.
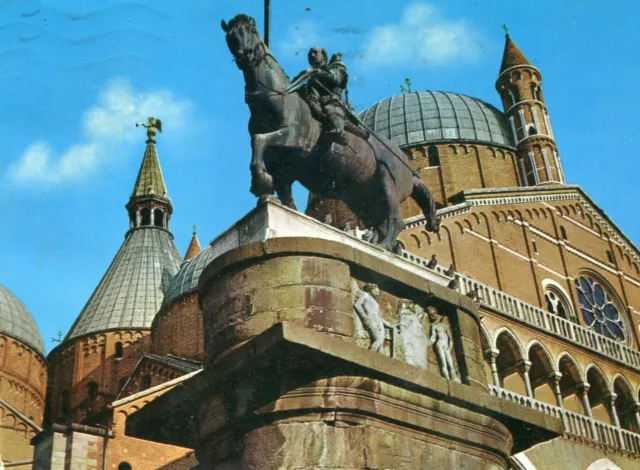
[193,225,197,234]
[501,24,509,35]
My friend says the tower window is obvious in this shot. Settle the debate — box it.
[427,145,440,167]
[115,342,123,359]
[532,240,538,254]
[141,208,151,226]
[154,209,164,228]
[528,125,537,135]
[87,381,98,400]
[118,463,132,470]
[531,84,539,101]
[560,226,568,240]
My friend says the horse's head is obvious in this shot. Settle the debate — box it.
[221,14,263,70]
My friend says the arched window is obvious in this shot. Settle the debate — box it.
[141,375,152,391]
[61,389,70,414]
[154,209,164,228]
[606,250,614,264]
[427,145,440,167]
[87,381,98,400]
[560,226,568,240]
[141,208,151,226]
[115,342,123,359]
[531,84,539,101]
[118,463,132,470]
[532,240,538,254]
[543,281,575,322]
[574,275,627,342]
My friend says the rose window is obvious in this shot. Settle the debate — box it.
[574,276,626,342]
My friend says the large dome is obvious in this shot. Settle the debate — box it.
[0,284,44,356]
[358,91,515,149]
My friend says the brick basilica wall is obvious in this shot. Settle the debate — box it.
[0,333,47,462]
[46,330,151,425]
[152,291,204,362]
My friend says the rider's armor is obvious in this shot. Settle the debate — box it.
[300,57,349,144]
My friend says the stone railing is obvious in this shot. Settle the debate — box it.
[489,385,640,454]
[397,249,640,372]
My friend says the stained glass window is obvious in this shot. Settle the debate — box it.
[574,276,626,342]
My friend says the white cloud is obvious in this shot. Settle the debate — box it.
[360,3,483,67]
[277,21,320,58]
[9,79,193,185]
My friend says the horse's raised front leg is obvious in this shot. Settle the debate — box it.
[377,164,404,251]
[250,130,288,196]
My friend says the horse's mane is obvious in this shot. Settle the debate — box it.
[227,14,256,31]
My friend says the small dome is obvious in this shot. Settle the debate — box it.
[163,245,214,306]
[359,91,515,149]
[0,284,45,355]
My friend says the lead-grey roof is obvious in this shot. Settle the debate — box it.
[359,91,515,149]
[162,245,214,307]
[65,227,182,341]
[0,284,44,355]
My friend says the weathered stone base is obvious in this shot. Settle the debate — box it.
[126,202,561,469]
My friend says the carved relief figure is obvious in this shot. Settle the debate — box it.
[351,281,391,353]
[427,306,461,382]
[398,301,429,368]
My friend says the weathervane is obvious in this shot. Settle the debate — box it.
[136,116,163,142]
[51,331,63,344]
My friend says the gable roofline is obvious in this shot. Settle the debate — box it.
[114,353,202,402]
[404,184,640,263]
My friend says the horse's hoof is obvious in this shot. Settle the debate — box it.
[250,173,274,196]
[257,194,279,205]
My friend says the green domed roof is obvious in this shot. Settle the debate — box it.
[163,245,214,306]
[0,284,45,356]
[359,91,515,149]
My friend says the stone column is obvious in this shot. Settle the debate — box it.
[151,207,155,226]
[549,372,568,429]
[136,210,141,227]
[549,372,563,408]
[632,402,640,432]
[518,360,534,398]
[485,348,501,388]
[604,392,625,450]
[604,392,621,428]
[577,382,598,440]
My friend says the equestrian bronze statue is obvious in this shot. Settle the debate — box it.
[221,14,440,250]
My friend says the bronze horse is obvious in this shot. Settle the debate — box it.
[221,14,440,250]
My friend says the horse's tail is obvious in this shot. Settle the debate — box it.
[411,176,441,233]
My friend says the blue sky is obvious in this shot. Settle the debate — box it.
[1,0,638,353]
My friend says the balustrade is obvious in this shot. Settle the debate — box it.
[398,249,640,372]
[488,385,640,454]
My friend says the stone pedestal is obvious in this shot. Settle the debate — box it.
[127,201,561,469]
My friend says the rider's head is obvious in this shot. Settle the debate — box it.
[308,47,328,67]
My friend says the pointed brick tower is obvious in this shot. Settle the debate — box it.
[46,119,182,425]
[184,227,202,262]
[496,34,566,185]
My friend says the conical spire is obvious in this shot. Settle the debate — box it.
[64,118,182,341]
[126,117,173,231]
[184,226,202,261]
[131,117,168,199]
[500,34,532,74]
